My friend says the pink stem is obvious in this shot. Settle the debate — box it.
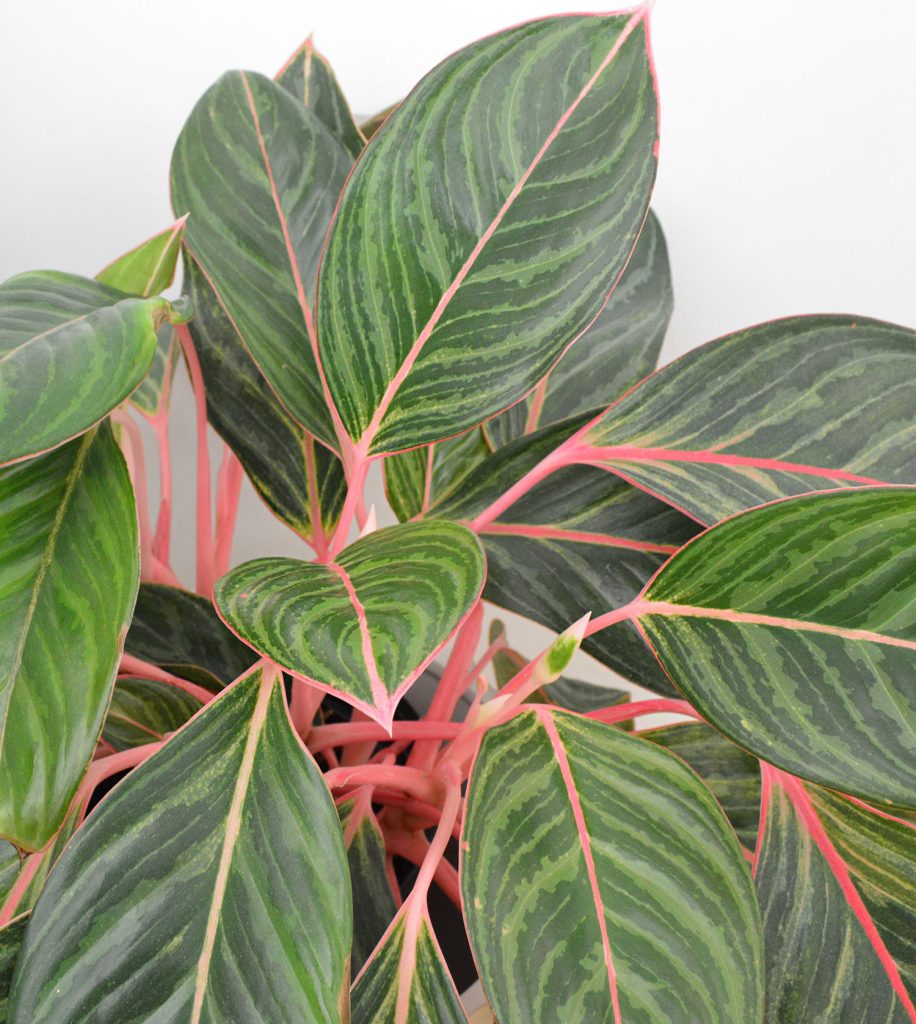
[328,453,370,559]
[212,444,244,580]
[289,678,324,737]
[150,410,173,569]
[589,699,701,726]
[175,323,214,595]
[113,411,154,580]
[324,763,442,805]
[466,635,507,686]
[118,653,216,705]
[0,852,43,925]
[308,720,462,754]
[375,793,463,840]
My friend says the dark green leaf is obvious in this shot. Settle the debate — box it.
[0,425,139,850]
[462,708,764,1022]
[317,12,658,453]
[8,669,352,1023]
[359,102,398,140]
[215,522,485,728]
[171,70,352,446]
[0,916,27,1023]
[102,677,202,751]
[0,272,166,464]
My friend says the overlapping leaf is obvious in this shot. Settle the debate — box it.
[7,669,352,1023]
[171,69,352,445]
[462,708,764,1022]
[102,678,202,751]
[125,582,257,690]
[631,487,916,808]
[317,11,659,453]
[0,425,139,850]
[755,774,915,1020]
[0,272,167,464]
[0,916,27,1023]
[183,255,346,541]
[216,522,485,728]
[276,37,365,158]
[576,315,916,523]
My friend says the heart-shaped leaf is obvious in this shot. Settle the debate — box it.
[0,424,139,850]
[755,771,915,1019]
[102,678,202,751]
[215,522,486,728]
[576,315,916,524]
[629,487,916,809]
[171,70,352,446]
[0,272,167,465]
[317,11,658,454]
[7,669,352,1023]
[462,708,764,1022]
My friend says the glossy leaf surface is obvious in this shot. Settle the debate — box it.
[462,708,764,1022]
[0,272,165,464]
[636,488,916,808]
[755,776,915,1021]
[8,670,351,1023]
[183,255,346,541]
[317,11,658,453]
[125,582,257,690]
[0,425,138,850]
[171,70,351,445]
[215,522,485,727]
[580,315,916,523]
[102,677,202,751]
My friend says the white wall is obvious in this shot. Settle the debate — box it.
[3,0,914,687]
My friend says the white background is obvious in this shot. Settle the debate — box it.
[2,0,914,687]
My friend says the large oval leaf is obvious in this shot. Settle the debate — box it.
[632,487,916,808]
[317,11,658,454]
[462,708,764,1022]
[755,773,915,1020]
[0,272,166,464]
[171,70,352,446]
[0,424,139,850]
[577,315,916,524]
[215,522,486,729]
[7,669,351,1023]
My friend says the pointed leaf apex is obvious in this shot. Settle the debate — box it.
[538,613,590,685]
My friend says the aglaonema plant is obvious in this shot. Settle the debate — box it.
[0,6,913,1022]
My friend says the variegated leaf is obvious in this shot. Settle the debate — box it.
[462,708,764,1022]
[7,669,352,1023]
[214,522,486,728]
[317,11,658,454]
[0,916,27,1023]
[102,678,202,751]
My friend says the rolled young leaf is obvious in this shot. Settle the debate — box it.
[171,69,352,446]
[462,708,764,1022]
[629,487,916,809]
[215,522,486,728]
[317,10,659,454]
[7,668,352,1023]
[576,315,916,524]
[0,272,167,465]
[0,424,139,850]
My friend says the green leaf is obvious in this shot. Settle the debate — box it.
[170,69,352,446]
[317,11,659,454]
[462,708,764,1022]
[125,582,257,691]
[485,209,673,448]
[646,722,761,848]
[755,774,915,1020]
[351,914,467,1024]
[7,669,352,1023]
[634,487,916,809]
[0,848,16,907]
[0,272,166,465]
[385,429,491,524]
[0,916,28,1023]
[578,315,916,524]
[102,677,202,751]
[183,254,346,542]
[0,424,139,850]
[215,522,485,728]
[359,102,398,141]
[276,37,365,158]
[339,798,398,975]
[432,417,698,692]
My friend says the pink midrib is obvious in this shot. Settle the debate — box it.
[328,561,389,709]
[780,772,916,1020]
[476,521,678,554]
[357,9,648,453]
[538,708,622,1024]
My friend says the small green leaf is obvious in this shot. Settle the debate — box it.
[462,708,764,1022]
[102,677,202,751]
[0,272,165,464]
[317,12,658,454]
[215,522,486,728]
[0,425,139,850]
[635,487,916,809]
[7,669,352,1023]
[96,217,186,297]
